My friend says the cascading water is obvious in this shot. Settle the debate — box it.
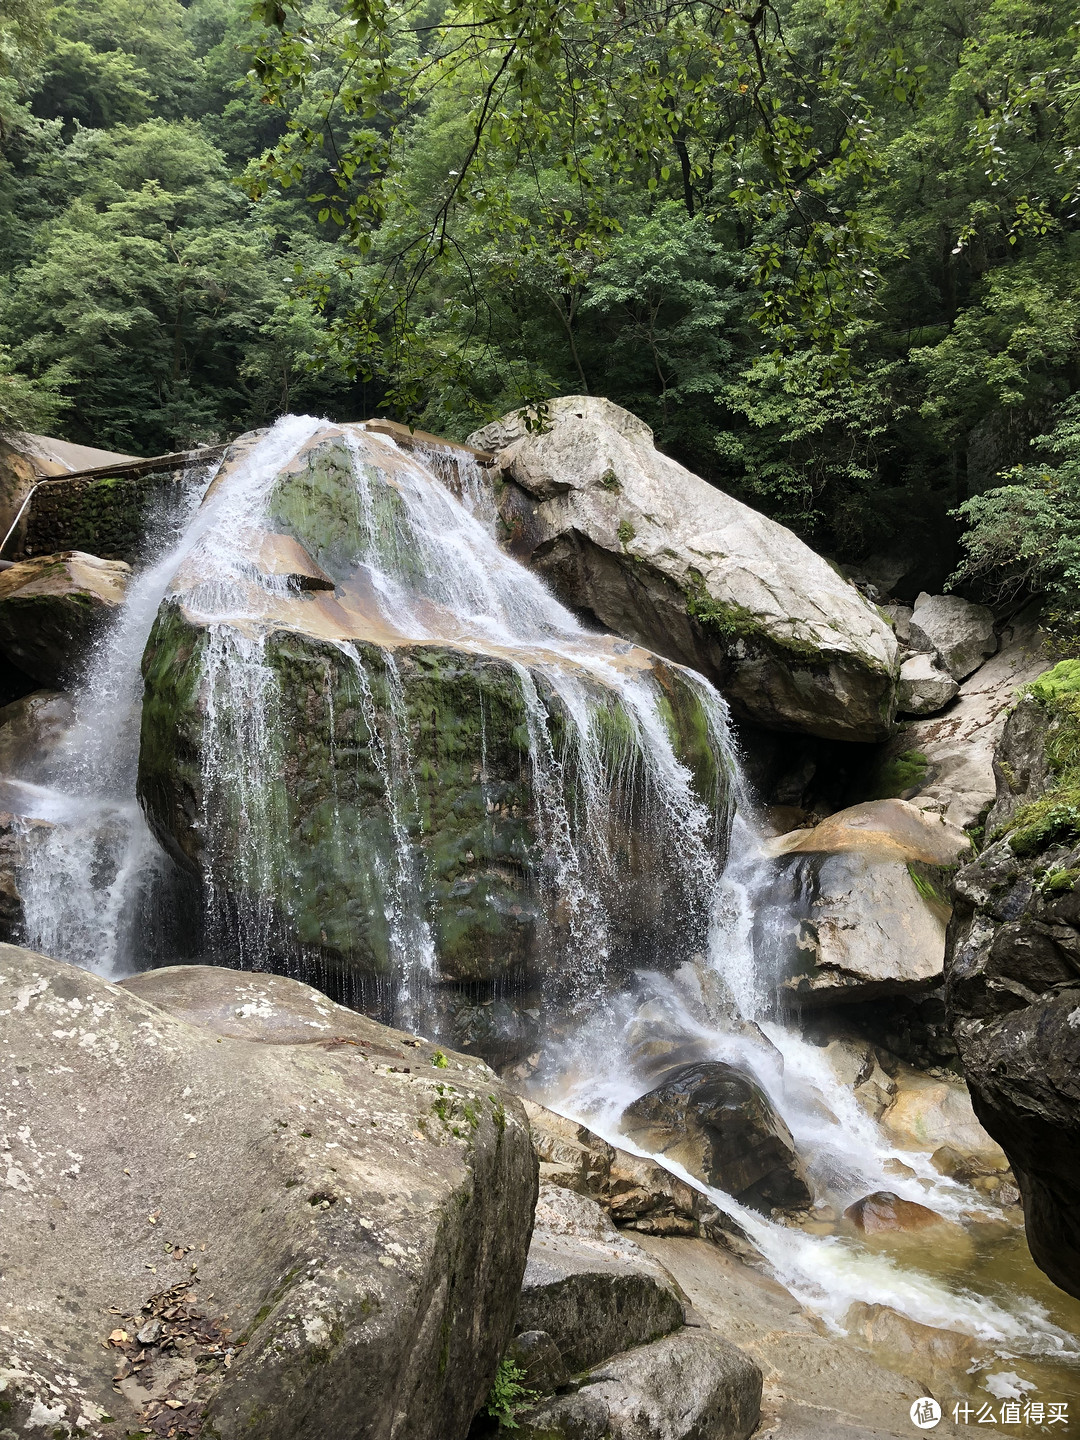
[546,807,1080,1401]
[8,412,1080,1414]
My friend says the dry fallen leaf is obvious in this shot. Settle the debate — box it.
[108,1329,130,1344]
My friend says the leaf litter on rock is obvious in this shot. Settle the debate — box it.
[106,1276,240,1437]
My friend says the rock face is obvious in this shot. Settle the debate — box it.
[946,671,1080,1297]
[758,800,970,1006]
[516,1183,687,1371]
[0,687,74,778]
[619,1061,812,1212]
[874,602,1049,828]
[468,397,899,742]
[897,652,960,716]
[909,592,998,681]
[0,550,129,686]
[878,1064,1007,1170]
[137,423,728,1058]
[0,948,537,1440]
[522,1099,759,1255]
[507,1180,761,1440]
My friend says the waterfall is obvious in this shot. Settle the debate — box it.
[8,412,1079,1392]
[9,417,734,1030]
[10,416,326,976]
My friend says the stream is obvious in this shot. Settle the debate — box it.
[8,415,1080,1431]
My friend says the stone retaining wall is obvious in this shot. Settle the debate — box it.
[22,468,188,563]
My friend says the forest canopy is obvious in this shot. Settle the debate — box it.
[0,0,1077,596]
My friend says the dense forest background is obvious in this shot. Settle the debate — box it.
[0,0,1077,599]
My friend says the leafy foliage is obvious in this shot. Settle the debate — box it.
[484,1357,538,1430]
[0,0,1078,601]
[953,399,1080,640]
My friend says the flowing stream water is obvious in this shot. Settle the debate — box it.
[7,415,1080,1424]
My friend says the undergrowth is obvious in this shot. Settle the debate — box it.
[485,1357,539,1429]
[999,661,1080,857]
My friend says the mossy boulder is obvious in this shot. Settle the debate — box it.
[137,426,730,1057]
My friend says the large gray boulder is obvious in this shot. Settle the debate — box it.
[0,550,129,686]
[584,1329,763,1440]
[507,1184,762,1440]
[0,949,537,1440]
[468,398,899,742]
[620,1061,812,1213]
[758,801,970,1006]
[909,593,997,681]
[897,652,959,716]
[509,1330,761,1440]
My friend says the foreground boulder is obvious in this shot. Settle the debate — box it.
[619,1061,812,1213]
[758,800,970,1005]
[0,550,129,686]
[946,666,1080,1297]
[138,422,728,1060]
[469,397,899,742]
[516,1183,687,1371]
[505,1183,761,1440]
[0,948,537,1439]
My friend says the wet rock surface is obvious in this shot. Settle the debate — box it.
[0,809,54,942]
[137,424,728,1062]
[843,1191,949,1234]
[0,686,74,777]
[635,1235,970,1439]
[469,396,899,742]
[0,946,537,1440]
[0,550,129,686]
[620,1061,812,1213]
[759,800,970,1007]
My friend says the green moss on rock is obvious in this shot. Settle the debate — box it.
[866,749,929,801]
